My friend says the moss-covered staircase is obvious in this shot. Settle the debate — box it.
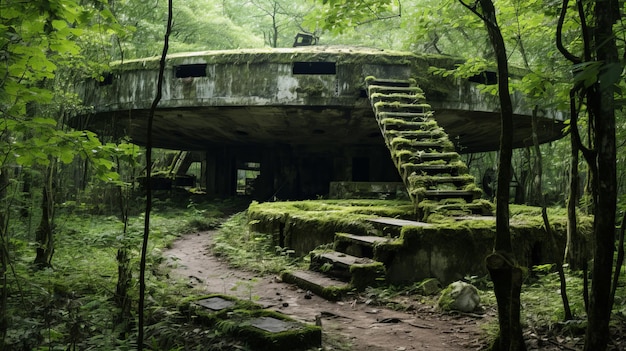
[281,77,495,300]
[365,76,492,220]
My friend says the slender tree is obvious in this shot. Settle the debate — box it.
[556,0,622,349]
[137,0,172,349]
[458,1,525,350]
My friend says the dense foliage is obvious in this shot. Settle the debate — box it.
[1,0,625,350]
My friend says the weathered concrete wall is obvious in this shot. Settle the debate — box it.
[76,47,566,153]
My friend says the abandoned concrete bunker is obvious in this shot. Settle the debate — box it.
[75,46,566,202]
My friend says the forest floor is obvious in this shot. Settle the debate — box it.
[163,229,492,350]
[163,229,625,351]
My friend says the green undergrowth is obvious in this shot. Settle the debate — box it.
[4,198,241,351]
[212,211,307,275]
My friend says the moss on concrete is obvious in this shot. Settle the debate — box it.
[249,200,593,284]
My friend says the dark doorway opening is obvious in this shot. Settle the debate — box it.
[352,157,370,181]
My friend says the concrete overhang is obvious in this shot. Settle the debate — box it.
[73,46,566,152]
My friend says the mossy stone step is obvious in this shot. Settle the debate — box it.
[409,175,476,188]
[417,189,481,202]
[311,251,376,277]
[390,139,455,153]
[310,251,386,289]
[378,111,433,122]
[395,151,459,163]
[419,200,495,220]
[365,77,415,87]
[380,118,438,131]
[385,129,446,140]
[368,85,425,95]
[403,163,468,176]
[280,270,351,301]
[369,93,424,105]
[334,233,392,259]
[366,216,432,236]
[375,102,431,114]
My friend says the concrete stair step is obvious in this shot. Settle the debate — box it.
[385,129,446,139]
[369,93,424,105]
[389,137,454,152]
[366,217,432,237]
[410,175,477,188]
[280,270,351,301]
[368,85,425,95]
[378,111,432,121]
[375,102,431,114]
[310,251,386,289]
[334,233,392,259]
[420,201,494,220]
[402,163,467,176]
[419,189,482,201]
[395,151,459,163]
[365,78,414,87]
[380,118,438,131]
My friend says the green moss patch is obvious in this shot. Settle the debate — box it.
[182,294,321,351]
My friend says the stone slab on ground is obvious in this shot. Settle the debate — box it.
[195,296,235,311]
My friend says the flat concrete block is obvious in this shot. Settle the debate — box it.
[195,296,235,311]
[249,316,299,333]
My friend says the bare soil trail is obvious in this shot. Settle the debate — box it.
[163,230,490,351]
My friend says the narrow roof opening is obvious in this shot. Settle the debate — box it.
[175,64,207,78]
[292,62,336,75]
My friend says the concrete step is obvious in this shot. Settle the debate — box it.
[420,201,494,220]
[402,163,468,177]
[380,118,438,131]
[375,102,431,114]
[409,174,476,188]
[395,150,459,164]
[281,270,351,301]
[365,78,414,87]
[310,251,386,289]
[378,111,432,122]
[366,217,432,237]
[334,233,392,259]
[385,129,447,140]
[368,85,425,96]
[418,189,482,202]
[390,137,454,152]
[369,92,424,105]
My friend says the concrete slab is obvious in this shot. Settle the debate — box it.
[319,251,375,267]
[249,316,298,333]
[195,296,235,311]
[368,217,432,227]
[281,270,351,301]
[338,233,390,245]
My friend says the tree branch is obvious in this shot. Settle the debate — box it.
[556,0,581,63]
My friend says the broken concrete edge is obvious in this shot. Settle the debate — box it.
[349,262,387,290]
[280,271,353,301]
[180,294,321,351]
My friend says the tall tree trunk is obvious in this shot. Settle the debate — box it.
[584,1,619,349]
[459,1,525,350]
[34,165,55,269]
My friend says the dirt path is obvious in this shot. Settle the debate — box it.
[163,231,489,351]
